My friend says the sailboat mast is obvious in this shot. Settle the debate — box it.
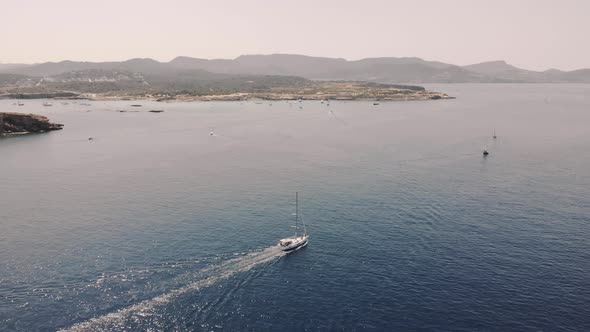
[295,192,299,235]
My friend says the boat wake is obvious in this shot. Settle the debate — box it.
[60,245,286,332]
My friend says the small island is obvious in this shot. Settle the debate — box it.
[0,112,64,136]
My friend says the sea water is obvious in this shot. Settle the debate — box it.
[1,84,589,331]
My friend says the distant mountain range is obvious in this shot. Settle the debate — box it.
[462,60,590,83]
[1,54,589,84]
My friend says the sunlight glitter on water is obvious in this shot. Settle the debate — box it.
[61,246,286,331]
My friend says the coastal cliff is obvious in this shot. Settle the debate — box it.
[0,112,64,135]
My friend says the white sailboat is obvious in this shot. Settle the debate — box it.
[278,192,309,252]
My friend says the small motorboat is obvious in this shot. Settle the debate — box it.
[43,101,53,106]
[278,192,309,252]
[483,150,489,156]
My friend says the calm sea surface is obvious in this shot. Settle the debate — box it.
[1,84,589,331]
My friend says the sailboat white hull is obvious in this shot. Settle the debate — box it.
[279,235,308,252]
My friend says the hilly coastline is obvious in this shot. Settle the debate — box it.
[0,57,454,101]
[1,54,588,101]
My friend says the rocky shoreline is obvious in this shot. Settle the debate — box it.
[0,112,64,135]
[160,90,452,102]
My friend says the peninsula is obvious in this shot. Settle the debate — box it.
[153,81,452,102]
[0,112,64,135]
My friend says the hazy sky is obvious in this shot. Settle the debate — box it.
[2,0,588,70]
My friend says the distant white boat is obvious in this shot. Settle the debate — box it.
[278,192,309,252]
[43,101,53,106]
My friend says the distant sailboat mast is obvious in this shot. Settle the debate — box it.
[295,192,299,236]
[293,192,307,236]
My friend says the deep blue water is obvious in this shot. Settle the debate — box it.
[1,84,589,331]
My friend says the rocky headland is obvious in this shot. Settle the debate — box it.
[0,112,64,135]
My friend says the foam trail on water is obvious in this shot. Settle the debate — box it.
[60,245,285,332]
